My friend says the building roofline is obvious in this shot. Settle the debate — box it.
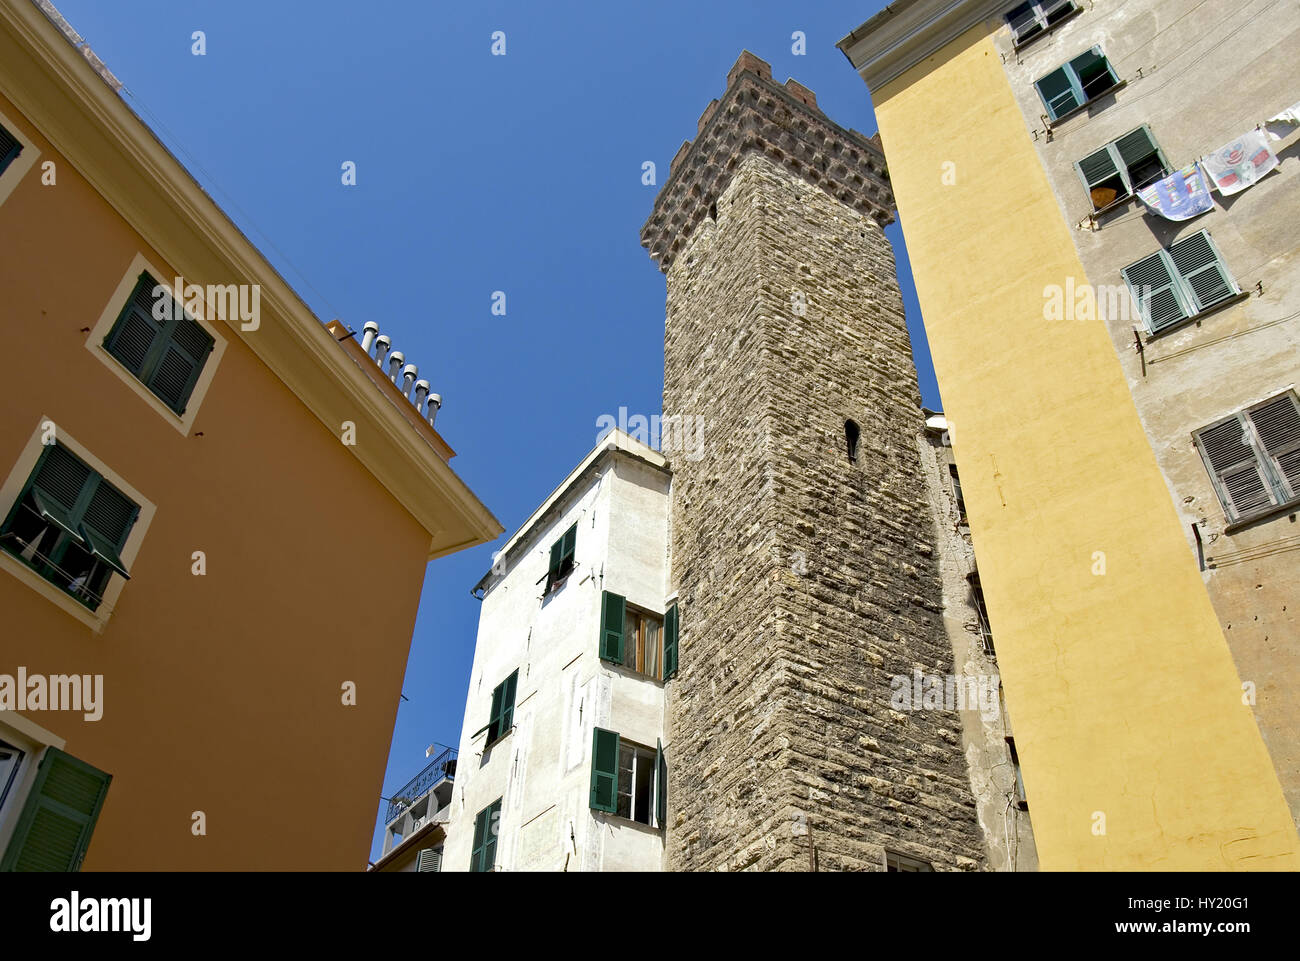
[472,430,669,597]
[837,0,1005,93]
[0,0,502,558]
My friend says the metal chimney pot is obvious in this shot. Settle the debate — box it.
[401,363,418,397]
[360,321,380,354]
[413,379,430,408]
[427,393,442,428]
[387,351,405,383]
[373,334,391,367]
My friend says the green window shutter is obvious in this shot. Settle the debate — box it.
[0,748,111,872]
[599,591,625,662]
[104,274,167,377]
[546,536,562,588]
[1122,250,1189,332]
[0,122,22,175]
[1069,46,1117,101]
[32,444,94,519]
[1247,394,1300,502]
[1035,66,1077,119]
[500,670,518,734]
[561,523,576,566]
[482,799,500,871]
[663,603,679,679]
[590,728,619,813]
[487,680,505,743]
[1168,231,1235,313]
[1197,416,1273,521]
[1075,144,1122,194]
[469,805,488,871]
[655,739,667,828]
[1113,125,1159,172]
[81,476,139,552]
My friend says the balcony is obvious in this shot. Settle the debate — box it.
[384,746,457,827]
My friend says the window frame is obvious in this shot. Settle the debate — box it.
[0,421,155,631]
[1035,47,1122,122]
[1074,125,1170,212]
[478,669,518,746]
[469,798,502,873]
[1006,0,1081,48]
[85,254,227,436]
[0,108,41,209]
[543,522,577,594]
[620,604,665,680]
[1194,390,1300,526]
[1122,230,1240,335]
[883,849,935,872]
[591,727,666,829]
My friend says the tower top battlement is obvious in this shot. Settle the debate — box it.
[640,50,894,271]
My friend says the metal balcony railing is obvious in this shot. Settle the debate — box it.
[384,746,457,825]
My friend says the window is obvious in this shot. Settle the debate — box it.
[0,443,139,611]
[469,799,501,872]
[1075,125,1169,211]
[416,846,442,872]
[969,573,995,657]
[544,523,576,593]
[1195,392,1300,524]
[884,850,934,872]
[0,748,112,871]
[949,464,966,520]
[1035,47,1121,121]
[476,670,517,745]
[845,419,860,464]
[0,122,21,178]
[1006,0,1078,46]
[590,728,666,828]
[103,272,214,415]
[1122,230,1238,333]
[601,592,679,681]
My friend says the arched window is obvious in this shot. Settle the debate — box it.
[845,420,860,464]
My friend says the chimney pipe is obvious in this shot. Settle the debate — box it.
[360,321,380,354]
[401,363,418,398]
[413,379,430,409]
[427,393,442,428]
[373,334,391,367]
[387,351,405,383]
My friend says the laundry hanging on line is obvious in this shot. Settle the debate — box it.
[1136,162,1214,221]
[1200,129,1279,195]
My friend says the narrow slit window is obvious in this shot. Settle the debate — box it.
[845,420,860,464]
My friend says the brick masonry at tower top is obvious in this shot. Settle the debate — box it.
[641,52,987,871]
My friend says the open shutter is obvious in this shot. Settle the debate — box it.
[655,739,667,828]
[1069,46,1117,101]
[81,477,139,553]
[1197,416,1273,521]
[499,670,518,734]
[1075,144,1123,205]
[1006,2,1042,43]
[487,681,505,743]
[1248,394,1300,501]
[32,445,93,518]
[482,801,499,871]
[0,748,111,872]
[663,603,679,679]
[1035,66,1077,119]
[416,847,442,872]
[469,806,488,871]
[561,524,576,568]
[590,728,619,813]
[1113,125,1161,179]
[1169,232,1235,313]
[599,591,625,662]
[1123,251,1188,332]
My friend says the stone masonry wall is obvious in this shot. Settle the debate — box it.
[658,148,987,871]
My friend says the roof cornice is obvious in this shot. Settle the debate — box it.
[837,0,1005,93]
[0,0,501,558]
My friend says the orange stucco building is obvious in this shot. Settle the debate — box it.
[0,0,500,870]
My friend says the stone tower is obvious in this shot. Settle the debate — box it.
[641,52,986,871]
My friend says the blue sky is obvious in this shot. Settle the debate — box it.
[49,0,934,861]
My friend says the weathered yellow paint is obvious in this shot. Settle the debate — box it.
[873,25,1299,869]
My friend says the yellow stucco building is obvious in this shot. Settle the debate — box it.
[839,0,1300,869]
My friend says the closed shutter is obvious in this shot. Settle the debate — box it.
[1197,416,1272,520]
[82,477,139,551]
[0,749,111,872]
[105,275,166,377]
[0,122,22,175]
[1169,232,1235,312]
[655,739,667,828]
[599,591,625,662]
[590,728,619,813]
[1122,251,1188,332]
[663,603,679,679]
[32,445,93,517]
[1248,393,1300,501]
[1035,66,1077,119]
[416,847,442,872]
[147,318,213,414]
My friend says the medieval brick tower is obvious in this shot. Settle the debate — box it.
[641,52,987,871]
